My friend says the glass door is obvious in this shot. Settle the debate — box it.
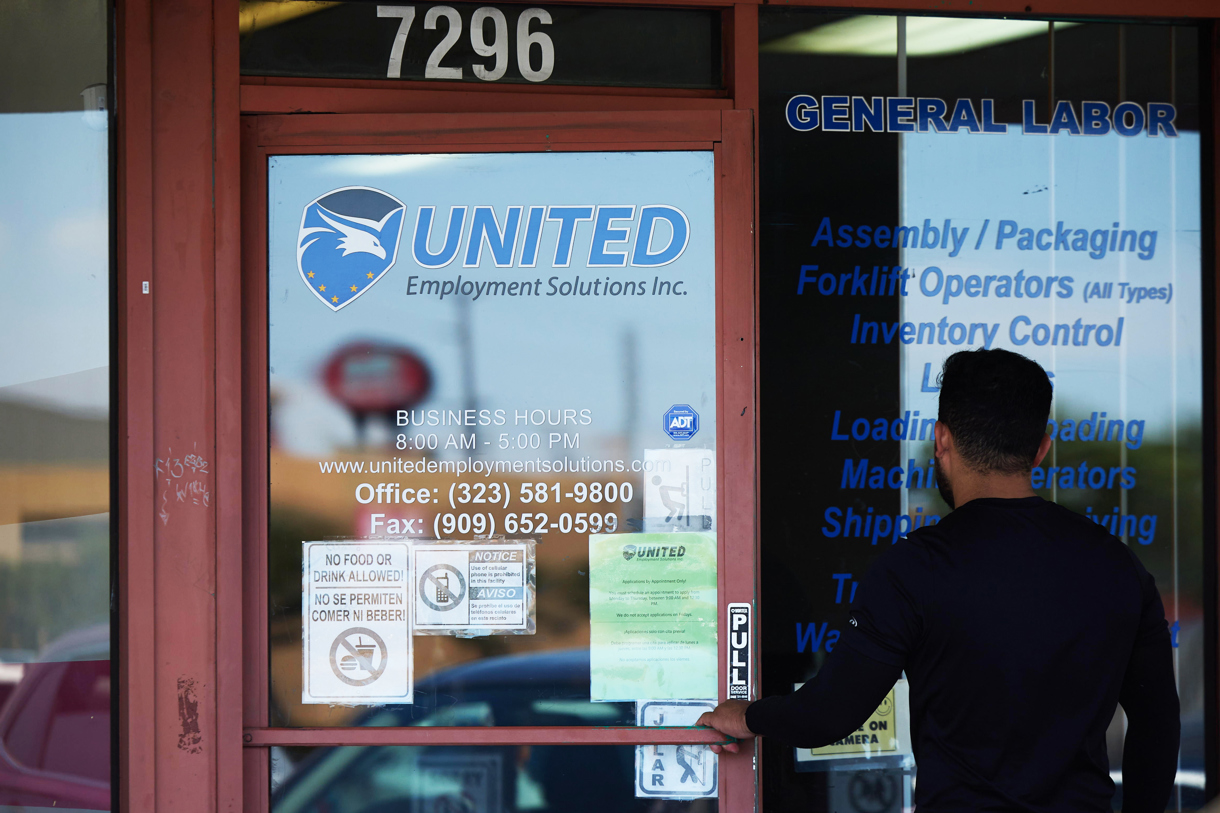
[240,110,758,813]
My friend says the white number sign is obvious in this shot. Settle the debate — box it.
[376,5,555,83]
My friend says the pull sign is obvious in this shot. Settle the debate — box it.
[726,602,752,700]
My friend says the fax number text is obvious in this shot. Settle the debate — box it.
[433,511,620,537]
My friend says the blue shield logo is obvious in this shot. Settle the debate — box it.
[297,186,406,311]
[663,404,699,441]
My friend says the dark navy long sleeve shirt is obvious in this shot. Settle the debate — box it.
[747,497,1179,813]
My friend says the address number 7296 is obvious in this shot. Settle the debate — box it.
[377,5,555,82]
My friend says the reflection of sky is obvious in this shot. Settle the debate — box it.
[269,152,716,457]
[0,112,109,403]
[900,128,1202,437]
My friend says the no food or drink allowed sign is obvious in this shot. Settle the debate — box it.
[302,541,412,704]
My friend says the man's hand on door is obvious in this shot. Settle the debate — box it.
[696,699,755,754]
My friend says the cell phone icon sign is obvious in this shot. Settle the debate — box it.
[420,564,466,612]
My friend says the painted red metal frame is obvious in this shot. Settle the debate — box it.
[242,84,735,115]
[239,108,758,807]
[1211,20,1220,804]
[116,0,156,809]
[717,107,760,813]
[254,109,722,144]
[217,0,246,810]
[248,727,731,747]
[117,0,230,811]
[240,114,272,813]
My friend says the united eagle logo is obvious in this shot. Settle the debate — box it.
[297,187,406,311]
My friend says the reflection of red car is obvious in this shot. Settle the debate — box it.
[0,624,110,810]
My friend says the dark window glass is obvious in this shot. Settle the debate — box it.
[240,1,722,89]
[759,12,1203,812]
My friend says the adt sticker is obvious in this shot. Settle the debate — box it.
[663,404,700,441]
[297,186,405,311]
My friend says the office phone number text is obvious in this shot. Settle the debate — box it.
[355,480,634,509]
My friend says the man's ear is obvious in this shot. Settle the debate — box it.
[1032,433,1052,468]
[933,421,952,459]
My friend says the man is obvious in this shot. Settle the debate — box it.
[698,348,1180,812]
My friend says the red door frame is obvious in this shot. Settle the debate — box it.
[116,1,1220,812]
[239,109,759,811]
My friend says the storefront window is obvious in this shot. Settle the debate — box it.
[760,13,1203,812]
[266,150,719,729]
[0,1,113,811]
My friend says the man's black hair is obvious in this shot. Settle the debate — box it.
[937,348,1053,474]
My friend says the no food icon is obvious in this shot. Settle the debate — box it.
[329,627,388,686]
[420,564,467,612]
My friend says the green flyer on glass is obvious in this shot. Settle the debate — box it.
[589,532,717,701]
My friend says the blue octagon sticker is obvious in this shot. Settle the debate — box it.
[663,404,700,441]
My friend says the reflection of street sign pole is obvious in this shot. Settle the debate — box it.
[622,329,638,458]
[455,296,478,456]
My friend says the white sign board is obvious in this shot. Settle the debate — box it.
[302,541,412,705]
[726,602,752,700]
[413,542,532,634]
[643,448,716,532]
[635,700,718,799]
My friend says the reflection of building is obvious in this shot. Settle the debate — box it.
[0,400,108,562]
[0,395,110,658]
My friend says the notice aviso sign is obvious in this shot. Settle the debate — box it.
[412,540,535,635]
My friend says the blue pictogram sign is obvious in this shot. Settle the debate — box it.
[663,404,699,441]
[298,186,406,311]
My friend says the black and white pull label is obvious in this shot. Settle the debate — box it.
[726,602,752,701]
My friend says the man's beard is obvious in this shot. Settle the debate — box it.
[934,455,955,510]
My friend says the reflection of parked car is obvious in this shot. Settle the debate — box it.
[0,650,33,712]
[272,649,715,813]
[0,624,110,811]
